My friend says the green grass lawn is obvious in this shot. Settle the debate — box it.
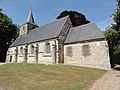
[0,63,107,90]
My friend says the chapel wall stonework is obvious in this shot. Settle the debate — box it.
[6,39,59,65]
[64,40,110,69]
[6,47,17,63]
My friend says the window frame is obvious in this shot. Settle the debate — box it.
[20,47,23,55]
[43,42,51,57]
[82,45,91,57]
[30,45,35,54]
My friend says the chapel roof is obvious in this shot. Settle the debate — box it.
[26,10,35,23]
[11,16,69,47]
[24,10,38,26]
[65,23,105,44]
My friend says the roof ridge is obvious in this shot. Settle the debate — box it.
[30,15,69,32]
[40,15,69,27]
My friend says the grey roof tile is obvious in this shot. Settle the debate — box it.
[26,10,35,23]
[11,16,69,47]
[65,23,105,44]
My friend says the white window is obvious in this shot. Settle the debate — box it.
[30,45,34,54]
[20,47,23,54]
[45,42,51,53]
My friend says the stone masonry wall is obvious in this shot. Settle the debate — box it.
[64,40,110,69]
[6,39,59,64]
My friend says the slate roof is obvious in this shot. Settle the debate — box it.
[65,23,105,44]
[11,16,69,47]
[26,10,35,23]
[25,10,38,26]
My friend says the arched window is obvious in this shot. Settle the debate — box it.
[45,42,50,53]
[82,45,91,56]
[31,45,34,54]
[20,47,23,54]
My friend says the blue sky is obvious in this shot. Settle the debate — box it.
[0,0,116,31]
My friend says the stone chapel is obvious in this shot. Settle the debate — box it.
[6,10,111,69]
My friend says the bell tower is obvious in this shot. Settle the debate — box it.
[19,10,38,36]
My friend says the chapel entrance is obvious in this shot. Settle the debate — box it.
[9,56,12,62]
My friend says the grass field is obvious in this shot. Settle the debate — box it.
[0,63,107,90]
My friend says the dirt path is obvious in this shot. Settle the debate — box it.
[89,70,120,90]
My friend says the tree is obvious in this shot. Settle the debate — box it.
[0,8,19,62]
[104,0,120,65]
[57,10,90,27]
[113,0,120,31]
[105,29,120,65]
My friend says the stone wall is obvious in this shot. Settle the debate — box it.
[6,39,59,64]
[6,39,110,69]
[6,47,17,63]
[64,40,111,69]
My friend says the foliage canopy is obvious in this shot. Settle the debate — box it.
[104,0,120,65]
[57,10,90,27]
[0,8,18,62]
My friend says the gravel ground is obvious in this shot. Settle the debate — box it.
[89,71,120,90]
[0,86,5,90]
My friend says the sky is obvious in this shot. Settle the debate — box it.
[0,0,117,31]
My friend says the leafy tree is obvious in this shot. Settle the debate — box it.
[57,10,90,27]
[0,8,19,62]
[104,0,120,65]
[113,0,120,31]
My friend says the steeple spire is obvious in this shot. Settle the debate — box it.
[19,9,38,36]
[26,10,35,23]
